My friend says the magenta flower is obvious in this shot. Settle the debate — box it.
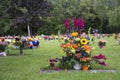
[49,59,53,62]
[50,62,54,67]
[78,18,84,29]
[93,53,106,60]
[73,17,78,27]
[54,67,60,71]
[64,18,70,29]
[100,45,105,49]
[99,61,108,66]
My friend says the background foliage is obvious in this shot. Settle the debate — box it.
[0,0,120,36]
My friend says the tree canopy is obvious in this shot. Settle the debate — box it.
[0,0,120,36]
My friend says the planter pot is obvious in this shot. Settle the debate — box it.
[82,65,88,71]
[73,63,81,70]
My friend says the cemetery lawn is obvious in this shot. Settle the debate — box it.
[0,36,120,80]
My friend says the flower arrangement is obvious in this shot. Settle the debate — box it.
[47,32,108,71]
[98,40,106,48]
[46,17,108,71]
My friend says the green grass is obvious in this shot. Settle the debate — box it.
[0,36,120,80]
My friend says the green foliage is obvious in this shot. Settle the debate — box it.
[0,0,120,35]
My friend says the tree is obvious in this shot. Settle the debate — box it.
[0,0,11,36]
[5,0,51,35]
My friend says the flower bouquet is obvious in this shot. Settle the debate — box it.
[47,32,108,71]
[45,18,108,71]
[98,40,106,48]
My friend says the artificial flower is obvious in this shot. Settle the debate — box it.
[71,32,78,37]
[83,45,92,53]
[80,57,87,62]
[75,53,81,59]
[93,54,106,60]
[60,43,65,48]
[64,18,70,29]
[81,53,87,57]
[54,67,60,71]
[72,44,78,49]
[75,38,80,41]
[80,38,88,45]
[50,62,54,67]
[65,43,71,48]
[99,61,108,66]
[71,48,76,53]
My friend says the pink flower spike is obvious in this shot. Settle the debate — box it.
[99,61,108,66]
[64,18,70,29]
[78,18,84,29]
[73,17,78,27]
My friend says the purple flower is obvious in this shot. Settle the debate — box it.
[99,61,108,66]
[93,54,106,60]
[81,53,87,57]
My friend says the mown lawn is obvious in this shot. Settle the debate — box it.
[0,36,120,80]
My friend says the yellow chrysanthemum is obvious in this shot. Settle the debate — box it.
[71,32,78,37]
[80,38,88,45]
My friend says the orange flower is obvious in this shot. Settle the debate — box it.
[75,53,81,58]
[72,44,78,49]
[83,45,92,52]
[80,57,87,62]
[60,43,65,48]
[80,57,91,62]
[65,43,71,48]
[86,57,91,61]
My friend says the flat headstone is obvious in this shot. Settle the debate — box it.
[40,69,116,73]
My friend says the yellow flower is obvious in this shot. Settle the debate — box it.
[75,38,80,41]
[71,32,78,37]
[28,37,33,41]
[71,48,76,53]
[13,40,16,43]
[80,38,88,45]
